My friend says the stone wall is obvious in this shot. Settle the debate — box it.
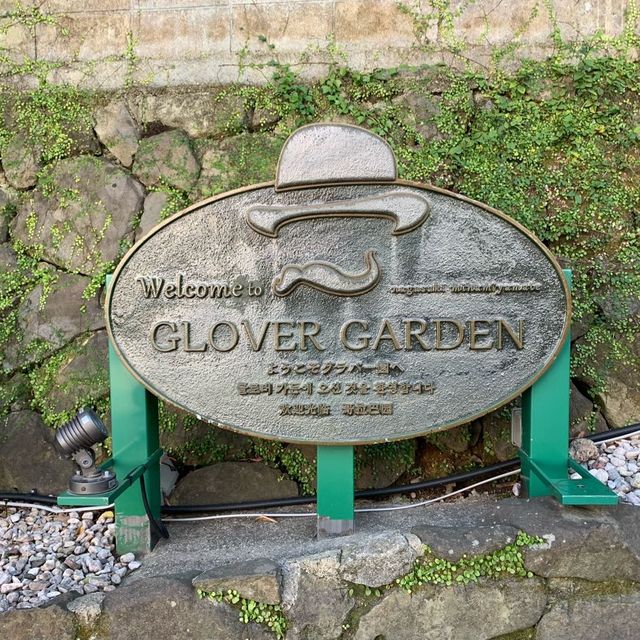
[1,0,636,89]
[2,498,640,639]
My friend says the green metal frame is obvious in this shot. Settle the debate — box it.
[58,269,615,552]
[317,445,354,524]
[58,277,162,554]
[519,269,617,505]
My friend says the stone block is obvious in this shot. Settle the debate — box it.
[45,60,130,91]
[354,577,547,640]
[335,0,416,47]
[42,0,130,10]
[133,6,231,59]
[339,531,423,587]
[33,330,110,419]
[101,574,272,640]
[3,270,105,370]
[551,0,627,40]
[524,521,640,582]
[169,461,298,504]
[0,19,35,63]
[537,594,640,640]
[0,603,75,640]
[36,12,133,61]
[597,375,640,428]
[449,0,553,46]
[2,134,41,189]
[193,558,280,604]
[0,410,75,494]
[11,156,144,275]
[129,90,244,139]
[412,524,521,562]
[94,100,141,167]
[231,1,333,53]
[139,0,228,7]
[281,549,354,640]
[132,129,200,191]
[136,191,168,240]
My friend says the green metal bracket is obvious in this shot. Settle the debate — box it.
[316,445,354,537]
[57,449,163,507]
[519,269,617,506]
[56,275,162,555]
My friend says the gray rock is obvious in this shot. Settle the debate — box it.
[193,558,280,604]
[248,105,280,132]
[569,437,599,463]
[2,134,41,189]
[356,441,416,490]
[590,467,609,484]
[0,411,75,493]
[159,408,254,466]
[132,129,200,191]
[537,594,640,640]
[0,372,30,415]
[0,243,17,270]
[394,90,444,142]
[281,549,353,640]
[192,145,226,199]
[94,101,141,167]
[129,90,246,139]
[481,412,518,461]
[339,531,422,587]
[11,156,144,275]
[412,524,520,562]
[34,330,109,418]
[570,382,599,437]
[355,456,408,490]
[353,577,547,640]
[0,603,75,638]
[0,186,18,241]
[524,520,640,582]
[427,424,472,454]
[170,462,298,504]
[101,574,271,640]
[4,270,104,369]
[135,191,168,241]
[598,373,640,428]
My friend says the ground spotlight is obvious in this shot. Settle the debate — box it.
[55,408,118,495]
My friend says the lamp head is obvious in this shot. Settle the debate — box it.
[56,408,117,496]
[55,408,108,456]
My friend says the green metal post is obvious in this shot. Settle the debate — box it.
[109,339,161,554]
[519,269,617,505]
[520,298,571,497]
[104,271,162,555]
[316,445,354,537]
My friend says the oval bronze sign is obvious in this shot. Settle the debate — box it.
[107,124,571,445]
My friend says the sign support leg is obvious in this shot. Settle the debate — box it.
[109,337,161,554]
[519,269,617,505]
[316,445,354,537]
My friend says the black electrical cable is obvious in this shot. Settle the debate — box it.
[139,473,170,540]
[161,421,640,515]
[590,423,640,443]
[160,458,519,514]
[0,492,57,505]
[2,421,638,512]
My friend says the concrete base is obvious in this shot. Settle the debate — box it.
[115,515,158,555]
[317,516,355,538]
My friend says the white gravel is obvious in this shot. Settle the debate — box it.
[572,434,640,505]
[0,507,141,613]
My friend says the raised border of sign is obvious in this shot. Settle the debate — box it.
[105,179,572,445]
